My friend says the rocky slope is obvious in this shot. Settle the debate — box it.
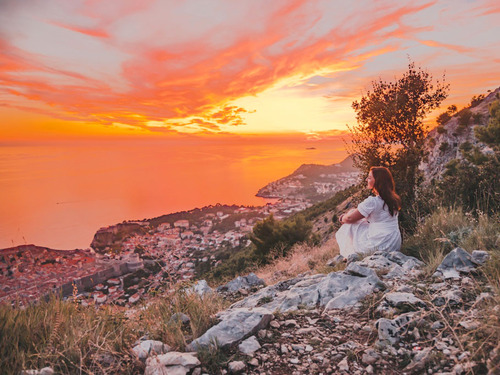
[419,87,500,181]
[128,248,497,375]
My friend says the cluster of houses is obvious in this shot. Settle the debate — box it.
[0,198,314,307]
[0,247,102,303]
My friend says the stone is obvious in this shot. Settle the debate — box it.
[270,320,280,328]
[145,352,200,375]
[327,255,345,266]
[432,288,463,307]
[366,365,374,374]
[228,361,245,374]
[231,268,384,312]
[471,250,490,265]
[431,321,445,330]
[284,319,298,327]
[362,349,380,365]
[338,358,349,372]
[217,273,266,293]
[21,368,54,375]
[404,347,433,373]
[453,363,464,374]
[376,313,416,347]
[187,307,273,350]
[248,358,259,366]
[239,336,261,356]
[131,340,170,360]
[434,248,478,279]
[169,312,190,325]
[384,292,425,309]
[188,280,213,296]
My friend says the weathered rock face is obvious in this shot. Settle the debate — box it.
[144,352,200,375]
[131,340,170,360]
[187,307,273,351]
[433,247,487,279]
[376,312,417,347]
[90,222,148,253]
[420,87,500,181]
[231,265,385,313]
[216,273,266,294]
[133,248,497,374]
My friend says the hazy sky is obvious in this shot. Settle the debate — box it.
[1,0,499,140]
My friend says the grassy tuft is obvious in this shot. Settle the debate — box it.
[402,206,499,275]
[255,238,341,284]
[0,284,227,374]
[0,296,136,374]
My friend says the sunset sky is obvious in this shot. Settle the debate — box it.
[1,0,499,141]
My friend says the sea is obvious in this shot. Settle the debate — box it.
[0,136,349,250]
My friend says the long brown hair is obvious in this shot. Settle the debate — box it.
[370,166,401,216]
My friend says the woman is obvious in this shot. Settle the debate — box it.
[335,166,402,257]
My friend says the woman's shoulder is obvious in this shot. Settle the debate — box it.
[358,195,382,216]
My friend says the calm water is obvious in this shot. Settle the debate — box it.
[0,137,348,249]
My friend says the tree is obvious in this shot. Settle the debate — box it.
[348,61,449,211]
[249,214,312,262]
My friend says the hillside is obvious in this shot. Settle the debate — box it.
[256,155,360,203]
[420,87,500,180]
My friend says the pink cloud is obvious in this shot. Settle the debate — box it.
[0,0,496,134]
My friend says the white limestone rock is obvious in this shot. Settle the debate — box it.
[384,292,425,309]
[434,247,478,279]
[131,340,170,360]
[187,307,273,350]
[376,313,416,347]
[188,280,213,296]
[228,361,246,374]
[238,335,261,356]
[144,352,200,375]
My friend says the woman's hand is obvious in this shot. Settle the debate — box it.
[340,209,365,224]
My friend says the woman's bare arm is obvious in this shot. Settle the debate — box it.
[340,209,365,224]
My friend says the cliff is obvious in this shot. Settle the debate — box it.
[420,86,500,181]
[90,221,149,253]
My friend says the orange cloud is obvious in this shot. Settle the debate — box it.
[49,21,110,38]
[420,40,474,53]
[1,0,496,138]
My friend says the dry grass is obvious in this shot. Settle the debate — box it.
[0,283,227,374]
[140,286,227,351]
[255,237,342,284]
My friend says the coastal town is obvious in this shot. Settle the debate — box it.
[0,161,359,307]
[0,198,312,307]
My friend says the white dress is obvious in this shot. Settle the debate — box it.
[335,195,401,257]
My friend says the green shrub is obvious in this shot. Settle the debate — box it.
[459,108,472,125]
[439,142,449,153]
[436,112,451,126]
[470,94,485,108]
[249,214,313,262]
[475,100,500,146]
